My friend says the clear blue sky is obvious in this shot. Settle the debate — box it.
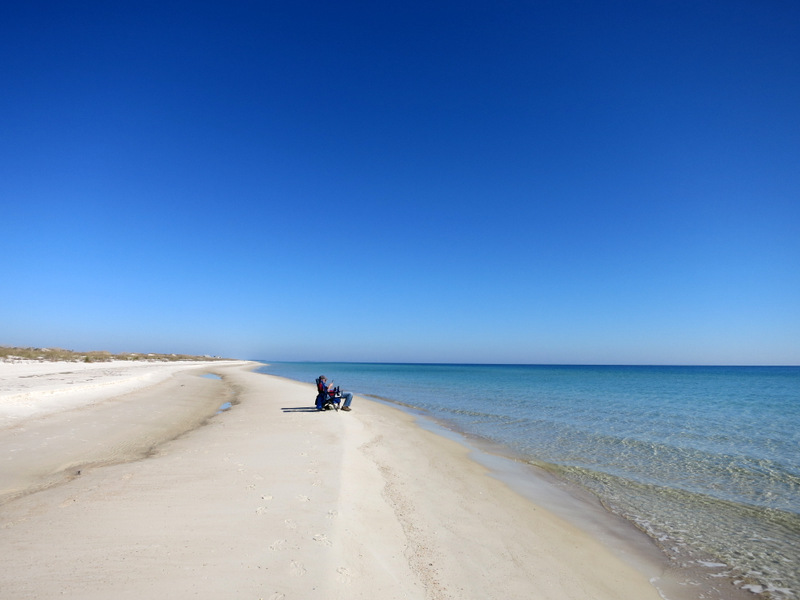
[2,1,798,365]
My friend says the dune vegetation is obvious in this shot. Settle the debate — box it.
[0,346,228,363]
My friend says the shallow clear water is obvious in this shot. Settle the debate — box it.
[257,362,800,598]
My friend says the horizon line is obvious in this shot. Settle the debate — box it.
[252,360,800,368]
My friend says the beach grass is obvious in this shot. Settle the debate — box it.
[0,345,230,363]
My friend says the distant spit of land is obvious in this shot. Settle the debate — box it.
[0,345,231,363]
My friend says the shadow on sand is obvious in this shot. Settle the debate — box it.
[281,406,322,413]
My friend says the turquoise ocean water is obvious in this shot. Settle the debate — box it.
[256,362,800,599]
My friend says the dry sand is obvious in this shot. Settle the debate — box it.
[0,361,665,599]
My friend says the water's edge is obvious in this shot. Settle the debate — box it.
[258,368,752,600]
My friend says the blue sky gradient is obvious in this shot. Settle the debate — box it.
[2,1,798,364]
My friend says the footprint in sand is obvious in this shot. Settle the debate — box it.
[312,479,322,487]
[297,494,310,502]
[290,560,306,576]
[262,494,273,501]
[326,509,338,519]
[269,539,287,551]
[269,594,285,600]
[312,533,332,546]
[284,519,297,530]
[336,566,352,584]
[256,506,268,515]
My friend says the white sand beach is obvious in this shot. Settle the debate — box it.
[0,361,665,599]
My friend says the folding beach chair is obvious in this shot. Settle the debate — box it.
[315,377,340,411]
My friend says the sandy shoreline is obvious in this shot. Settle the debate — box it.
[0,360,249,504]
[0,359,246,423]
[0,361,665,599]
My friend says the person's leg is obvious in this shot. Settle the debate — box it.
[341,392,353,408]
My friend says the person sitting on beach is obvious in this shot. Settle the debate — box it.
[317,375,353,412]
